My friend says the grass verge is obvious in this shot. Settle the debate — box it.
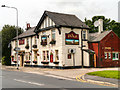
[87,70,120,79]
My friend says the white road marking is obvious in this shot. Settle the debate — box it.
[45,75,72,81]
[14,79,44,86]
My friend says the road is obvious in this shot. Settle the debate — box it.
[1,69,117,89]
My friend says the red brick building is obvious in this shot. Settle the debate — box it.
[88,30,120,67]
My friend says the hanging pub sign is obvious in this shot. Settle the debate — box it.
[41,35,47,45]
[19,39,25,45]
[65,31,79,45]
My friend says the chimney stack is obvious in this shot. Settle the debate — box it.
[98,19,103,33]
[26,23,31,30]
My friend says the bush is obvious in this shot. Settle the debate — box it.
[2,56,11,65]
[2,56,6,65]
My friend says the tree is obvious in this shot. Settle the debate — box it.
[1,25,24,65]
[84,16,120,38]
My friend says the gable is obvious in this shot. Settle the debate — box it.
[40,16,55,29]
[101,31,120,42]
[34,11,89,33]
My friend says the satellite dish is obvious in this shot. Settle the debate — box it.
[94,20,99,27]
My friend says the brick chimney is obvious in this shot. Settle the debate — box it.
[26,23,31,30]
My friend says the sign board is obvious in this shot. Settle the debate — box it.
[19,39,25,45]
[105,47,111,50]
[41,36,47,45]
[65,31,79,45]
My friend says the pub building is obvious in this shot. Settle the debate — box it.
[11,11,90,68]
[11,11,120,68]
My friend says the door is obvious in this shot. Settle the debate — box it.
[21,55,24,66]
[50,53,53,63]
[90,54,94,67]
[20,55,24,66]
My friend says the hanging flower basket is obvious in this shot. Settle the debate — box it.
[33,60,37,64]
[33,45,37,48]
[25,45,29,49]
[25,60,30,63]
[49,40,56,45]
[41,61,49,64]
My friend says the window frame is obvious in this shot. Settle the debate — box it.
[34,51,37,61]
[43,51,46,61]
[112,52,119,60]
[55,50,59,61]
[108,52,111,59]
[104,53,107,59]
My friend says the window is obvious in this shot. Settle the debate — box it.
[34,51,37,61]
[55,50,59,61]
[105,53,107,59]
[35,36,37,45]
[26,53,29,60]
[108,53,111,59]
[15,40,17,47]
[68,54,72,59]
[43,51,46,60]
[112,53,119,60]
[52,30,55,40]
[82,31,86,40]
[27,38,29,45]
[47,51,49,61]
[42,31,46,35]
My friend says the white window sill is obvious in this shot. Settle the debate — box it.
[112,59,119,61]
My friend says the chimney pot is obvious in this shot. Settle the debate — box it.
[26,23,31,30]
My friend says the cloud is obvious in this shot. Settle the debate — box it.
[0,0,119,30]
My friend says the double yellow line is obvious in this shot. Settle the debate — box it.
[76,74,86,82]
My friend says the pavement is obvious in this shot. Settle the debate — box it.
[1,65,120,87]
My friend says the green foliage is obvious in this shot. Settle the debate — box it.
[1,25,24,65]
[87,70,120,79]
[85,16,120,38]
[2,56,6,65]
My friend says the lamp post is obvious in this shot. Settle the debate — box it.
[1,5,19,70]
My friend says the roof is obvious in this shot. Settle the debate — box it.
[12,27,36,40]
[88,30,112,42]
[34,11,89,33]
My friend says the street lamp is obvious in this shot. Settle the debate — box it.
[1,5,19,70]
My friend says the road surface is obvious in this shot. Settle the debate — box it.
[0,69,117,89]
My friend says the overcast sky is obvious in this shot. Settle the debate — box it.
[0,0,119,30]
